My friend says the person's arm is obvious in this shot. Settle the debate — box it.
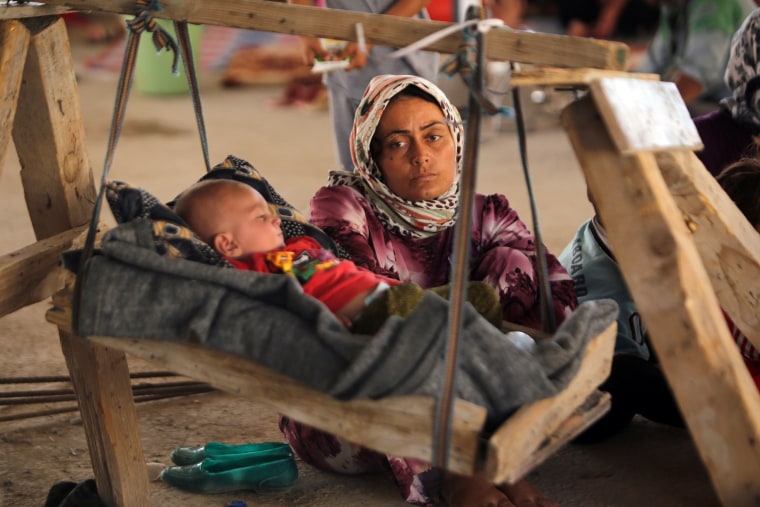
[288,0,329,66]
[339,0,432,70]
[592,0,629,39]
[671,71,704,105]
[470,194,577,329]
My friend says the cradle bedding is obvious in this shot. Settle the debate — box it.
[75,217,617,428]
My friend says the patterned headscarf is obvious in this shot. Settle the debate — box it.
[722,8,760,135]
[327,74,464,238]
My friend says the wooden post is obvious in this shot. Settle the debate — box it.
[656,150,760,349]
[12,16,95,240]
[0,20,29,175]
[562,96,760,506]
[7,17,150,507]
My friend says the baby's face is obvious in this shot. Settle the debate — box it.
[230,187,284,256]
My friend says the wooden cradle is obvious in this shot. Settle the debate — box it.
[2,2,760,506]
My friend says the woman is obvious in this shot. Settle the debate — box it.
[694,7,760,176]
[280,74,577,506]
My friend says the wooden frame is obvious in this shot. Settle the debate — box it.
[3,2,759,506]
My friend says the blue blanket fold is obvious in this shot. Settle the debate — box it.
[77,218,618,427]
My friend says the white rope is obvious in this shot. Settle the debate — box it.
[355,22,367,55]
[387,18,507,60]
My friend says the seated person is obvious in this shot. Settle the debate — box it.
[695,7,760,176]
[560,160,760,441]
[558,188,684,443]
[173,178,502,332]
[558,0,659,40]
[636,0,755,115]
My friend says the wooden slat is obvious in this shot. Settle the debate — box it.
[41,0,629,70]
[46,289,488,476]
[509,68,659,88]
[501,390,610,482]
[562,96,760,506]
[0,20,29,176]
[12,17,131,507]
[485,320,616,484]
[0,3,71,20]
[0,225,86,319]
[12,16,95,241]
[656,150,760,350]
[589,78,702,154]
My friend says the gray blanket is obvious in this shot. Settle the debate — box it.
[77,219,618,428]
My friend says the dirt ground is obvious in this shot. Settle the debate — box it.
[1,25,721,507]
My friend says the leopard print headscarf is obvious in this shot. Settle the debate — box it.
[722,8,760,135]
[327,74,464,238]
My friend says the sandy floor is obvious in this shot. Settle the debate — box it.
[0,27,720,507]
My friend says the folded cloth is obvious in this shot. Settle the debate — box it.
[76,218,619,428]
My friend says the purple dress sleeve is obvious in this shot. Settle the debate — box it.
[693,109,758,176]
[470,194,577,329]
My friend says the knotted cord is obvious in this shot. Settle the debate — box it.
[72,0,208,333]
[430,6,557,469]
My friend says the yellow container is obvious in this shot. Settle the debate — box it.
[134,19,204,95]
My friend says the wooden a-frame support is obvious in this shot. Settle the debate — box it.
[1,2,759,506]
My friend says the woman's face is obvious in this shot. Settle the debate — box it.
[373,96,456,201]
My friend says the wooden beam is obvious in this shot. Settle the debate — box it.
[46,289,488,477]
[12,16,95,240]
[0,20,29,176]
[485,320,615,484]
[656,150,760,350]
[0,4,71,20]
[40,0,629,70]
[0,225,86,320]
[509,68,659,88]
[562,96,760,506]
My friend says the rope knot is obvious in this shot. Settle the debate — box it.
[126,0,180,74]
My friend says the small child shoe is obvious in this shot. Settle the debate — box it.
[170,441,292,466]
[160,454,298,494]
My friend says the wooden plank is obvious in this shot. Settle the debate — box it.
[0,225,87,320]
[0,3,71,20]
[502,390,611,482]
[562,96,760,506]
[485,320,616,484]
[12,16,95,241]
[46,290,488,477]
[509,68,658,88]
[589,78,702,154]
[656,150,760,350]
[58,331,151,507]
[41,0,629,70]
[0,20,29,176]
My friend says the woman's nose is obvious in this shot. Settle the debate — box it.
[410,141,429,165]
[272,215,282,227]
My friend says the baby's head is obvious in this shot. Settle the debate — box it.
[174,179,284,259]
[717,158,760,233]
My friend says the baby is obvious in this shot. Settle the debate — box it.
[174,179,501,331]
